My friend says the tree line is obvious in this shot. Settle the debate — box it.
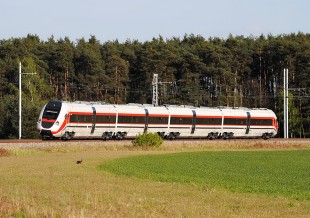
[0,33,309,138]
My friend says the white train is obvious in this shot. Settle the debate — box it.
[37,100,278,140]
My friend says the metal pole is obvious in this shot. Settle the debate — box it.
[286,69,289,138]
[152,74,158,106]
[283,69,286,138]
[18,62,36,140]
[19,62,22,140]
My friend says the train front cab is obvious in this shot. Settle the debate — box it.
[37,100,62,139]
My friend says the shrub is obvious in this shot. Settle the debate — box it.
[132,132,163,147]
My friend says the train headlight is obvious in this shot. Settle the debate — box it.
[55,121,59,126]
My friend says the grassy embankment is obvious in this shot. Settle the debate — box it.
[0,140,309,217]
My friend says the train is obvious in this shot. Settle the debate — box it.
[37,100,278,140]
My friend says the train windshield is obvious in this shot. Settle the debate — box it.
[43,109,60,120]
[42,100,62,120]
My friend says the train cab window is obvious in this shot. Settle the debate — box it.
[42,100,62,120]
[43,108,60,120]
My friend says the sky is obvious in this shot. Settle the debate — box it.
[0,0,309,42]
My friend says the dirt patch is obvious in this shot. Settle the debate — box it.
[0,148,10,157]
[0,196,22,216]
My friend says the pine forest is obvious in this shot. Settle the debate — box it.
[0,33,309,138]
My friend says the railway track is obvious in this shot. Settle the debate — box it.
[1,138,310,144]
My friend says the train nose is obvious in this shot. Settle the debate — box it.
[40,129,53,137]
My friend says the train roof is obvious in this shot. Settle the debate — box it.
[56,100,273,112]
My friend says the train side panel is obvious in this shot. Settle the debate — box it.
[166,107,193,137]
[221,108,249,137]
[65,104,95,138]
[94,105,118,138]
[146,106,170,137]
[114,105,146,137]
[194,108,223,138]
[37,100,278,140]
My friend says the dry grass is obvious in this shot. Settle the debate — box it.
[161,138,310,150]
[0,148,9,157]
[0,139,309,217]
[0,196,20,216]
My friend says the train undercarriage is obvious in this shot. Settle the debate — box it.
[41,130,273,141]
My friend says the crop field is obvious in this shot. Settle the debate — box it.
[101,150,310,200]
[0,139,310,217]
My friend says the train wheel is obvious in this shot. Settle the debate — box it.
[102,132,112,140]
[262,133,270,140]
[207,133,215,140]
[113,133,122,140]
[113,132,127,140]
[62,132,71,141]
[157,132,165,138]
[166,132,179,140]
[222,132,229,140]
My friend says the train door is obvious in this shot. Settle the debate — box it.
[144,108,149,133]
[191,110,196,134]
[245,112,251,134]
[90,107,96,134]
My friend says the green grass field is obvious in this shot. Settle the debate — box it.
[100,150,310,200]
[0,140,310,217]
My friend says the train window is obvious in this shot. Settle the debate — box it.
[118,116,128,123]
[196,118,222,125]
[70,115,79,122]
[251,119,272,125]
[148,117,168,124]
[118,115,145,124]
[69,115,92,123]
[224,118,247,125]
[80,115,93,123]
[170,117,178,124]
[97,115,116,123]
[134,116,145,123]
[251,119,257,125]
[170,117,192,125]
